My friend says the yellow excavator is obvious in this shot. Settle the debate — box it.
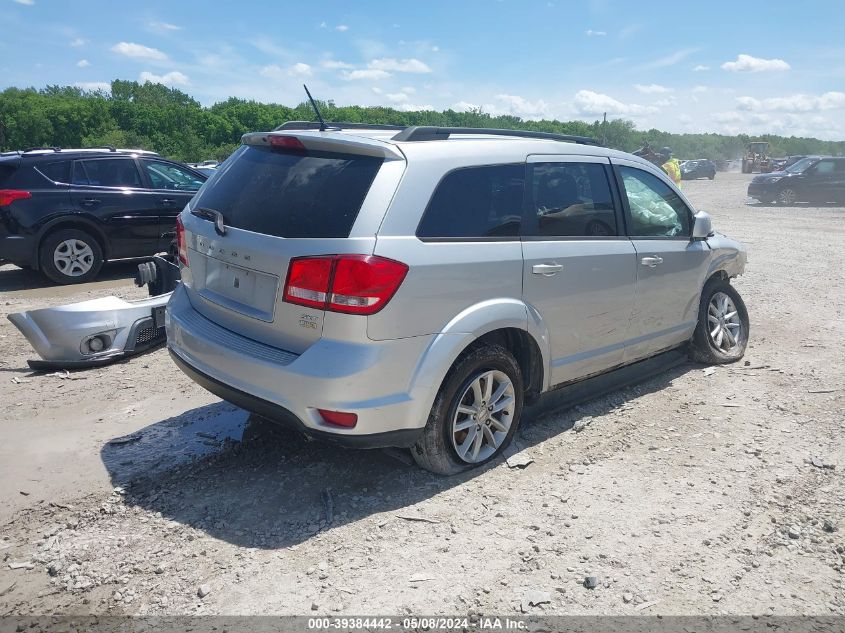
[741,141,772,174]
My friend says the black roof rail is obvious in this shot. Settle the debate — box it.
[274,120,408,132]
[23,146,61,153]
[391,126,601,146]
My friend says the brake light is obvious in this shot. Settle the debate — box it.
[175,215,188,266]
[317,409,358,428]
[283,255,408,315]
[0,190,31,206]
[283,257,333,309]
[268,135,306,151]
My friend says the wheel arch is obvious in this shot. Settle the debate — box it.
[36,217,109,270]
[408,299,551,416]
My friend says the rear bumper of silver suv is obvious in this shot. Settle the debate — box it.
[165,284,432,448]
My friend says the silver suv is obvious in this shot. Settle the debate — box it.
[166,123,749,474]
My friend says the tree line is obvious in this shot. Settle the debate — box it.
[1,81,843,163]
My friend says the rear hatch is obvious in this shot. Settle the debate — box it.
[180,131,405,354]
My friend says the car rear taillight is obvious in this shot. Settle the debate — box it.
[0,190,31,206]
[283,257,333,309]
[283,255,408,315]
[317,409,358,428]
[175,215,188,266]
[269,135,306,151]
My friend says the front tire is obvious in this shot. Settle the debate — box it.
[412,343,523,475]
[39,228,104,285]
[690,278,749,364]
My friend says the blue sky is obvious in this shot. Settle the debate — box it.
[3,0,845,139]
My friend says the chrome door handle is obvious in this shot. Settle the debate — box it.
[640,256,664,267]
[532,263,563,276]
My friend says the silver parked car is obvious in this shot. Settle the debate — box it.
[166,123,749,474]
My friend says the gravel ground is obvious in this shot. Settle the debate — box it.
[0,172,843,616]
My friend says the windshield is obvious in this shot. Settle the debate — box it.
[785,157,818,173]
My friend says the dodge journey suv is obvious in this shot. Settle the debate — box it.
[167,123,749,474]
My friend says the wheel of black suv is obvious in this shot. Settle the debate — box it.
[412,343,523,475]
[690,278,749,364]
[39,228,104,284]
[777,187,797,205]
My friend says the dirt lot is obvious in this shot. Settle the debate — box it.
[0,172,843,617]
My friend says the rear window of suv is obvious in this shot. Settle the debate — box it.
[191,145,384,239]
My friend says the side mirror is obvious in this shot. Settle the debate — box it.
[692,211,713,240]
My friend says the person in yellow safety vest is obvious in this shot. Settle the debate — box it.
[659,147,682,187]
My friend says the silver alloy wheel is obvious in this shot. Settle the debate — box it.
[707,291,742,353]
[451,369,515,464]
[778,188,797,204]
[53,239,95,277]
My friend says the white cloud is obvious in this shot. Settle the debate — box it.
[260,63,313,79]
[76,59,90,68]
[573,90,657,117]
[149,21,182,32]
[368,57,432,73]
[335,24,349,32]
[342,69,391,81]
[398,103,433,112]
[320,59,354,70]
[721,54,790,72]
[289,62,312,77]
[585,29,607,37]
[639,48,698,70]
[712,111,743,123]
[431,45,440,52]
[112,42,168,61]
[13,0,34,5]
[634,83,671,94]
[386,92,409,103]
[139,70,189,86]
[495,94,550,119]
[75,81,110,92]
[736,91,845,113]
[453,100,480,111]
[70,38,86,48]
[692,85,708,93]
[693,64,710,71]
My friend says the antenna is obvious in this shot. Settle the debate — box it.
[303,84,327,132]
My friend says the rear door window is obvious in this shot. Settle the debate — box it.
[526,162,617,237]
[73,158,143,188]
[191,145,383,238]
[416,164,525,239]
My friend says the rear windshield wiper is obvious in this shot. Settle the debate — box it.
[192,207,228,236]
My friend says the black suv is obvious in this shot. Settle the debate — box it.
[747,156,845,205]
[0,148,206,283]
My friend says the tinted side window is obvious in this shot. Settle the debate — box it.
[142,160,205,191]
[36,161,71,183]
[528,162,617,237]
[815,160,835,174]
[417,165,524,239]
[74,159,142,188]
[618,166,691,237]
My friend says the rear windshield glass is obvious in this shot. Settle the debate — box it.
[192,145,384,238]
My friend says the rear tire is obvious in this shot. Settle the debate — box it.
[39,228,104,284]
[777,187,797,205]
[412,343,523,475]
[690,278,749,364]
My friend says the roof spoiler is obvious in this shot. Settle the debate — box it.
[241,131,405,160]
